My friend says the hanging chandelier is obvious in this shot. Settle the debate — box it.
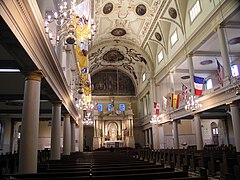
[150,115,161,125]
[44,0,95,48]
[82,110,93,126]
[185,95,202,111]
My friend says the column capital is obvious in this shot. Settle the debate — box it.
[64,114,71,118]
[230,102,238,107]
[214,24,225,32]
[51,100,62,106]
[25,70,44,81]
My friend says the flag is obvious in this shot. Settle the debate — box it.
[162,96,167,111]
[171,93,180,109]
[182,83,188,100]
[194,76,204,96]
[216,59,224,86]
[154,102,157,109]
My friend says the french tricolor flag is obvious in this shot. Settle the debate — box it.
[194,76,204,96]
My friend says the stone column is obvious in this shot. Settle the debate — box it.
[187,55,195,93]
[70,120,76,153]
[50,101,62,160]
[146,129,149,146]
[63,114,71,155]
[19,71,43,174]
[148,128,153,148]
[194,113,203,150]
[78,111,83,152]
[143,97,147,116]
[230,103,240,152]
[173,120,179,149]
[216,25,232,80]
[149,78,159,149]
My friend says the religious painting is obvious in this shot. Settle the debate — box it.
[155,32,162,41]
[103,2,113,14]
[103,50,124,62]
[136,4,147,16]
[168,7,177,19]
[111,28,126,36]
[92,69,135,96]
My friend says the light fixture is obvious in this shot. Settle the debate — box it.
[150,115,161,125]
[185,95,202,111]
[0,69,20,73]
[82,110,93,126]
[44,0,95,48]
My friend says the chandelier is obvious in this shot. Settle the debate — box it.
[185,95,202,111]
[82,110,93,125]
[150,115,161,125]
[44,0,95,48]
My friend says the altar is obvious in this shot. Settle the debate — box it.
[105,140,124,148]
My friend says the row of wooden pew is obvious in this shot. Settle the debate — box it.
[2,149,207,179]
[130,146,240,180]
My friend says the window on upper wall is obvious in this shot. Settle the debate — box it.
[206,79,213,90]
[170,30,178,46]
[119,104,125,111]
[97,104,103,112]
[142,73,146,82]
[190,0,201,23]
[158,50,163,63]
[231,64,239,77]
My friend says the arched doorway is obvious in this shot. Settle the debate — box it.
[211,122,219,145]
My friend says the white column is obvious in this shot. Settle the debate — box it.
[194,114,203,150]
[187,55,195,93]
[70,120,76,153]
[145,129,149,146]
[143,97,147,116]
[230,103,240,152]
[149,128,152,148]
[94,120,97,137]
[63,114,71,155]
[173,120,179,149]
[216,26,232,79]
[79,111,83,152]
[50,101,62,160]
[19,71,43,173]
[149,78,158,149]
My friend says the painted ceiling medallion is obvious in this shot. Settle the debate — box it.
[200,60,213,65]
[168,7,177,19]
[111,28,126,36]
[228,37,240,45]
[136,4,147,16]
[181,75,190,80]
[103,2,113,14]
[155,32,162,41]
[103,50,124,62]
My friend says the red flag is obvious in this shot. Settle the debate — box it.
[154,102,157,109]
[171,93,180,109]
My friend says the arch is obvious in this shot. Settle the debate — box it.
[91,69,136,96]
